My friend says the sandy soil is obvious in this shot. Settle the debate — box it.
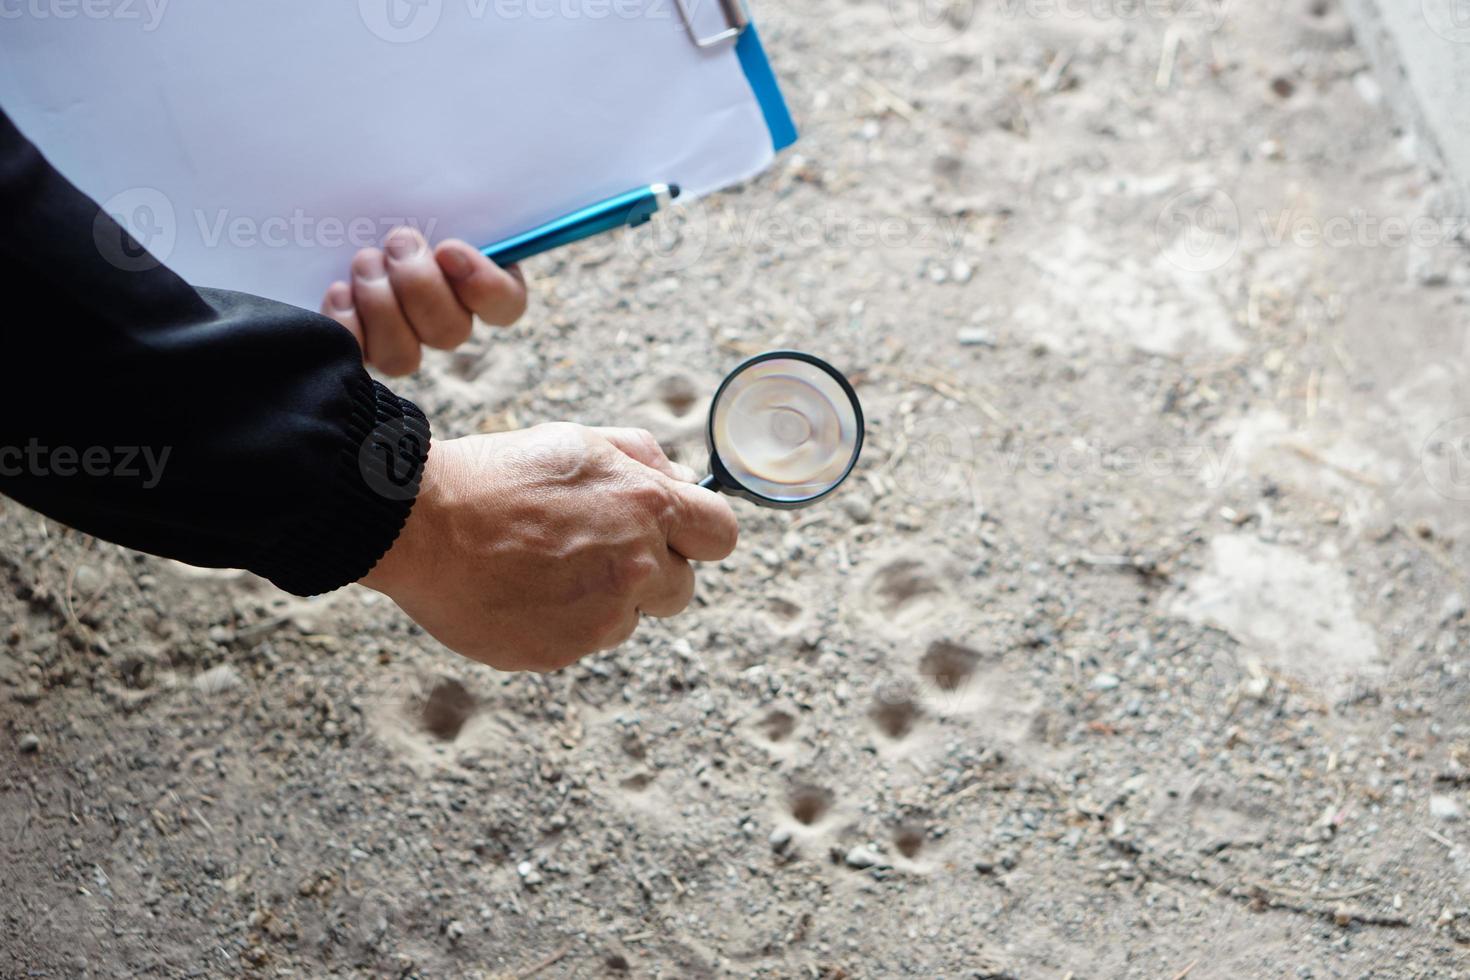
[5,0,1470,976]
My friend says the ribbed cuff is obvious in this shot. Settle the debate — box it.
[251,375,431,596]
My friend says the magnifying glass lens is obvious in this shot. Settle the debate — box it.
[711,356,861,504]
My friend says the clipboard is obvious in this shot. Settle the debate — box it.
[0,0,797,308]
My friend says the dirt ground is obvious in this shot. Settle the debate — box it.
[5,0,1470,976]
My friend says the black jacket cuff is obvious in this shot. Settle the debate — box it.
[250,376,431,596]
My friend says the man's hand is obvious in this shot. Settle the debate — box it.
[359,424,739,672]
[320,226,528,377]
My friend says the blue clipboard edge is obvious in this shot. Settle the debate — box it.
[735,23,798,153]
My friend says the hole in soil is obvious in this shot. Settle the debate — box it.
[116,655,154,690]
[869,695,922,740]
[1270,76,1295,99]
[788,785,834,826]
[758,709,797,743]
[620,772,655,792]
[767,597,803,622]
[657,376,699,417]
[620,732,647,760]
[894,826,926,859]
[448,349,486,382]
[872,560,942,613]
[420,678,475,741]
[919,641,981,692]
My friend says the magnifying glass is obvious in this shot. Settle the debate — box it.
[697,351,864,509]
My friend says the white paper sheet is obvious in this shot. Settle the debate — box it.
[0,1,775,308]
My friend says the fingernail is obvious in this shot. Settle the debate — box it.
[438,245,473,281]
[385,231,421,261]
[328,284,354,312]
[352,250,387,280]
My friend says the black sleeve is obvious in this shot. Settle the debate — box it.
[0,107,430,596]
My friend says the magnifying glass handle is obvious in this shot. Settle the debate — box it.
[697,474,719,492]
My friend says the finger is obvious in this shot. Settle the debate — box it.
[595,427,698,483]
[594,607,641,654]
[637,550,696,619]
[384,227,473,350]
[435,240,529,327]
[351,248,422,377]
[663,478,739,562]
[320,281,364,353]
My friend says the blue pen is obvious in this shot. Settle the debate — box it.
[481,183,681,267]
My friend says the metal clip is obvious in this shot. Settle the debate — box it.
[675,0,749,49]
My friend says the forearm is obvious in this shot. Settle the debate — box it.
[0,107,429,595]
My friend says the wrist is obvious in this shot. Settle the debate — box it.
[360,441,444,596]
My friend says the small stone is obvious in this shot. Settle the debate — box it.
[1440,593,1466,624]
[956,327,996,348]
[840,495,873,524]
[1091,673,1121,692]
[445,920,465,943]
[951,259,974,284]
[72,565,103,597]
[18,733,40,754]
[517,861,543,886]
[1430,795,1463,823]
[769,827,793,854]
[844,845,882,869]
[193,664,241,695]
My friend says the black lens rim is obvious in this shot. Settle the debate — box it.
[704,349,865,510]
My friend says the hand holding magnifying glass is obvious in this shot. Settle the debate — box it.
[698,351,864,509]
